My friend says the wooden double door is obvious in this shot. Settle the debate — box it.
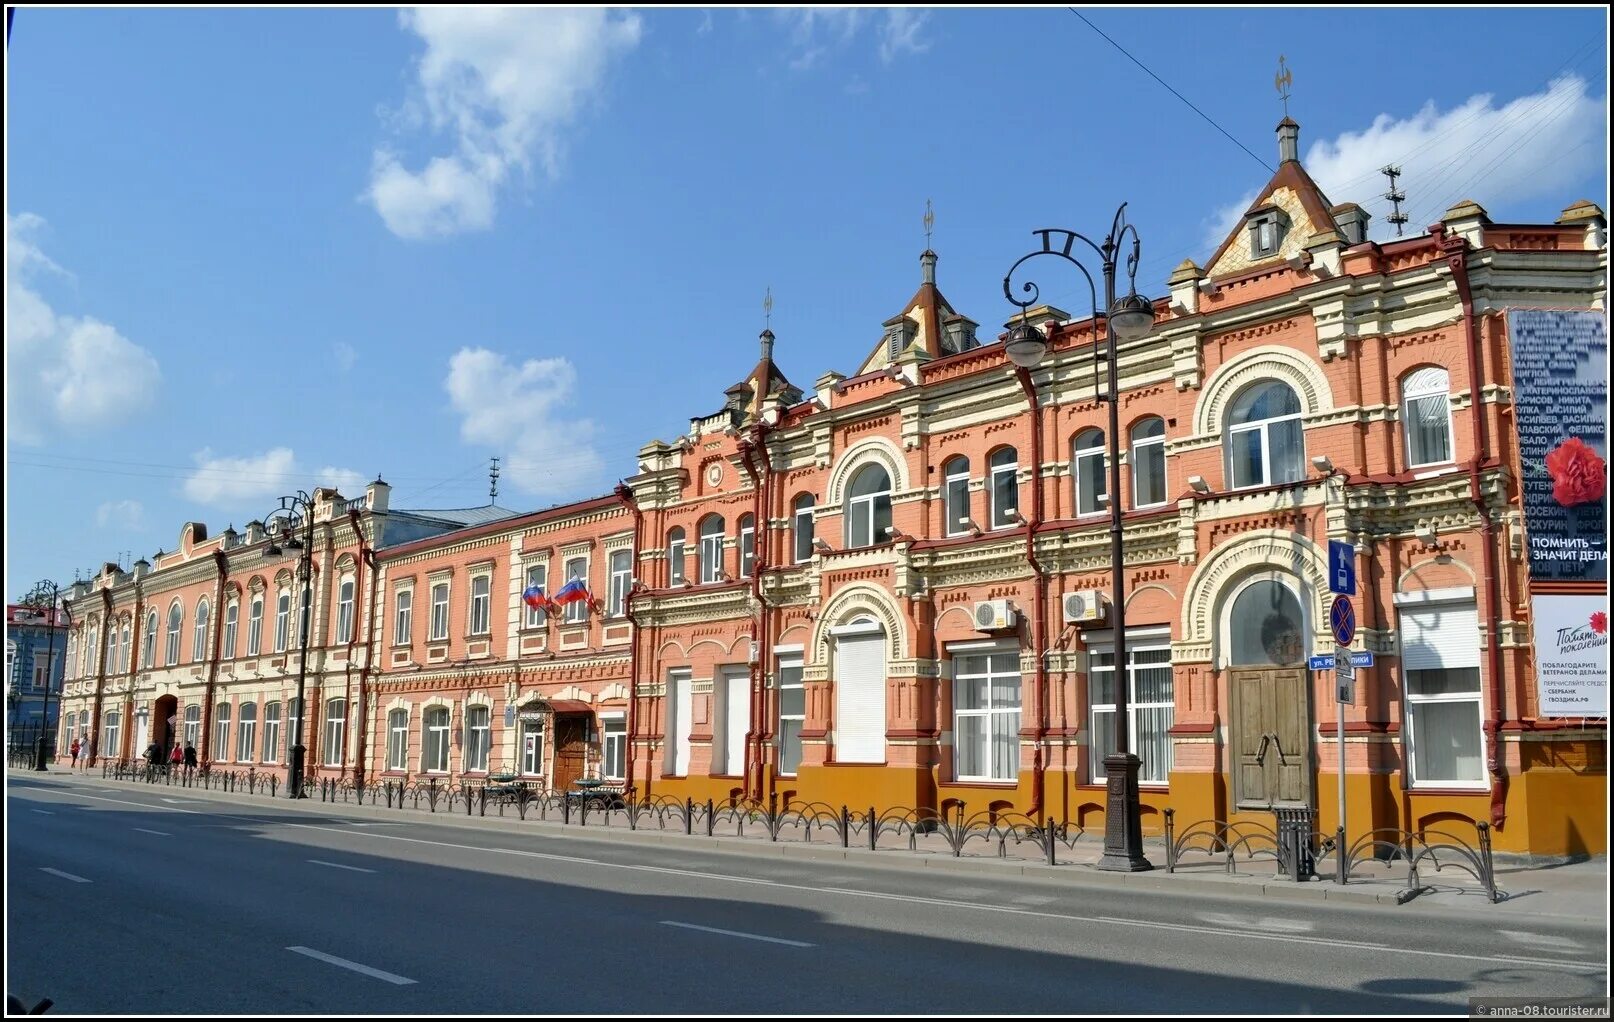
[551,715,589,791]
[1230,667,1313,809]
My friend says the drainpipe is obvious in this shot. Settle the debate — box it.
[200,550,228,768]
[1437,226,1509,829]
[348,508,376,787]
[736,432,770,802]
[90,589,113,763]
[614,483,643,797]
[1013,366,1049,823]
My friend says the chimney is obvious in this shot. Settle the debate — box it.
[245,520,264,545]
[1277,117,1299,164]
[366,477,391,514]
[132,558,150,581]
[920,249,937,285]
[759,328,774,363]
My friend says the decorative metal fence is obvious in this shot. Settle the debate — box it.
[6,723,56,768]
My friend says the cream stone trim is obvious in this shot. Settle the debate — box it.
[810,582,907,664]
[824,435,912,505]
[1179,528,1331,667]
[1192,344,1334,437]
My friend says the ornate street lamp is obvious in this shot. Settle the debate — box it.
[19,579,65,772]
[262,491,317,798]
[1004,204,1156,872]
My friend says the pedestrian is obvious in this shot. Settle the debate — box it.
[69,737,80,769]
[169,742,183,776]
[183,741,198,777]
[78,739,91,773]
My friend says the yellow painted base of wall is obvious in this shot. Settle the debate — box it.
[787,764,936,813]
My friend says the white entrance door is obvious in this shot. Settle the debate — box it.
[717,666,749,776]
[833,622,887,763]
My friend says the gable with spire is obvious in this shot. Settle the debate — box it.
[856,249,979,375]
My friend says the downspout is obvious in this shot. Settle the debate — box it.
[737,435,768,802]
[1013,365,1049,823]
[201,550,228,768]
[348,508,375,787]
[614,483,643,797]
[751,423,776,803]
[90,589,113,763]
[1438,226,1509,828]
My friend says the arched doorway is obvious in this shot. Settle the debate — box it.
[154,695,179,759]
[1223,574,1313,809]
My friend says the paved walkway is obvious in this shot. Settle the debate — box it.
[15,766,1607,920]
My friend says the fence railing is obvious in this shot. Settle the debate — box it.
[6,724,56,769]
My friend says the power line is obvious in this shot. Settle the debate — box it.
[1067,7,1273,175]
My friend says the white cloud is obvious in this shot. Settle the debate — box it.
[444,347,603,497]
[367,8,643,239]
[333,341,358,373]
[96,499,144,530]
[181,447,367,507]
[776,9,929,70]
[5,213,162,445]
[1201,74,1606,254]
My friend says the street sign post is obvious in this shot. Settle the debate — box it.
[1334,648,1355,681]
[1337,676,1355,704]
[1328,540,1356,596]
[1330,596,1356,647]
[1308,654,1334,671]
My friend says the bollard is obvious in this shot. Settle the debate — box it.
[1164,808,1177,872]
[1044,819,1057,866]
[867,807,877,851]
[840,806,850,848]
[705,798,715,837]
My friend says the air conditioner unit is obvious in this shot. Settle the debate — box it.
[1062,590,1109,625]
[973,599,1019,631]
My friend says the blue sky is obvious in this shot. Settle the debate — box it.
[5,6,1608,598]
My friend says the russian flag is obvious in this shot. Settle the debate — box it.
[522,584,551,612]
[550,577,590,607]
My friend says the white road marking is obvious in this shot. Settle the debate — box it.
[285,946,416,986]
[1197,912,1315,933]
[1499,930,1584,951]
[308,859,377,874]
[39,867,91,884]
[134,828,172,837]
[1011,895,1057,906]
[660,920,815,947]
[33,785,1607,977]
[160,798,202,804]
[31,810,54,815]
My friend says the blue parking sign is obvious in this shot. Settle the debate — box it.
[1329,540,1356,596]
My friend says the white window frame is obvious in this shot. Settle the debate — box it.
[287,697,303,760]
[988,448,1019,530]
[844,466,892,549]
[143,612,158,669]
[464,704,491,772]
[519,708,545,776]
[1397,592,1486,789]
[274,591,290,653]
[608,549,632,618]
[951,642,1022,782]
[336,579,355,644]
[563,557,589,624]
[422,705,450,772]
[103,711,121,760]
[236,702,257,763]
[120,626,131,673]
[469,573,491,636]
[262,702,281,763]
[387,709,409,771]
[393,588,412,646]
[943,457,971,536]
[1225,382,1305,490]
[213,702,232,761]
[601,713,626,781]
[667,529,686,585]
[792,497,814,563]
[247,598,262,657]
[698,517,724,584]
[738,517,755,580]
[776,653,805,776]
[429,581,450,641]
[1087,628,1174,784]
[1402,367,1455,469]
[322,699,346,767]
[667,669,692,775]
[223,602,238,659]
[183,704,201,749]
[104,630,117,683]
[1130,418,1168,509]
[192,599,209,663]
[165,602,182,666]
[524,564,548,627]
[1074,429,1108,517]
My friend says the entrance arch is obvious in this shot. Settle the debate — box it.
[1221,572,1313,810]
[154,694,179,759]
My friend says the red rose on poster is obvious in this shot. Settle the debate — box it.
[1592,611,1608,635]
[1544,437,1607,507]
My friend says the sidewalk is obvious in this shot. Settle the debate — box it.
[14,768,1607,921]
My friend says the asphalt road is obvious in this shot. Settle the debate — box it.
[6,774,1607,1015]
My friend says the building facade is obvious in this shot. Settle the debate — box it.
[7,604,67,739]
[54,120,1608,856]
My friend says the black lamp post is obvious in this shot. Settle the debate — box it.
[20,579,64,772]
[1004,204,1157,872]
[263,491,317,798]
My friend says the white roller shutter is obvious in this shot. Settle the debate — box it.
[671,671,692,775]
[724,669,749,776]
[1399,603,1481,670]
[834,632,887,763]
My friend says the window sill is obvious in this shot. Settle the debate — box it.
[1408,784,1489,794]
[941,779,1019,788]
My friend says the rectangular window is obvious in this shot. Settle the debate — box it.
[1076,446,1107,516]
[564,557,588,624]
[274,594,290,653]
[668,537,686,584]
[1401,601,1484,786]
[1089,636,1174,784]
[262,703,280,763]
[602,717,626,780]
[394,589,412,646]
[668,669,692,775]
[777,659,805,776]
[423,709,450,772]
[469,575,491,635]
[700,531,723,583]
[1133,436,1167,508]
[429,583,449,641]
[337,581,354,644]
[944,470,970,536]
[953,650,1021,781]
[213,706,232,762]
[465,705,491,772]
[739,524,755,579]
[322,702,346,767]
[287,698,303,761]
[387,711,409,771]
[237,708,256,764]
[247,600,262,656]
[608,550,632,618]
[223,604,238,660]
[1406,393,1453,467]
[184,705,201,750]
[793,505,814,563]
[990,462,1019,529]
[520,714,545,775]
[524,565,548,627]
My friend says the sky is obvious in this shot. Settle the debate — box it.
[4,6,1608,600]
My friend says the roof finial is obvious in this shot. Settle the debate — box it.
[763,286,772,331]
[923,197,934,251]
[489,456,500,503]
[1275,55,1292,118]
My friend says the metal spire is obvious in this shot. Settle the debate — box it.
[1275,55,1293,118]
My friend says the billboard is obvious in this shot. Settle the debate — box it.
[1506,309,1609,717]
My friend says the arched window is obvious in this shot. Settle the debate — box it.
[274,591,291,653]
[387,708,409,770]
[336,579,355,644]
[65,634,77,681]
[698,515,725,584]
[1228,577,1307,666]
[143,612,158,669]
[322,699,346,767]
[738,514,756,579]
[1131,418,1167,508]
[262,701,281,763]
[85,624,98,677]
[183,703,201,749]
[844,464,892,548]
[222,602,238,659]
[942,456,971,536]
[1225,380,1304,488]
[103,710,121,760]
[989,447,1019,529]
[666,527,686,585]
[237,702,257,762]
[247,596,263,656]
[1073,429,1107,516]
[792,495,815,562]
[213,702,232,761]
[106,628,118,679]
[119,625,131,673]
[1402,367,1453,467]
[192,598,210,663]
[422,706,450,772]
[165,602,183,666]
[464,705,491,772]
